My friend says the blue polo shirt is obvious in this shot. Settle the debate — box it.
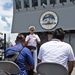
[4,43,34,75]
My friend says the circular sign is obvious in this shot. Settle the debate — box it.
[40,11,58,30]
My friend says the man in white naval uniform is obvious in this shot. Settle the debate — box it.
[25,26,41,71]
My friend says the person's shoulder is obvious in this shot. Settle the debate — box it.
[34,33,37,35]
[4,46,15,53]
[5,47,11,52]
[41,41,49,47]
[26,34,29,37]
[6,45,15,50]
[62,42,72,47]
[34,33,38,36]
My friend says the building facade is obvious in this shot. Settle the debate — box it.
[12,0,75,54]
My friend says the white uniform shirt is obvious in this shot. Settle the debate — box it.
[25,34,40,47]
[38,39,75,70]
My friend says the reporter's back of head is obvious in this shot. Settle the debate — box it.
[15,34,25,44]
[53,28,65,41]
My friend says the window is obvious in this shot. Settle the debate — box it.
[60,0,67,5]
[15,0,21,10]
[70,0,75,1]
[70,0,75,3]
[50,0,56,4]
[41,0,47,6]
[60,0,67,3]
[32,0,38,7]
[24,0,29,8]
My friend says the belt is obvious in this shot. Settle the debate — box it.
[26,46,36,50]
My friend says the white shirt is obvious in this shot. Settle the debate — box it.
[25,34,40,47]
[38,39,75,70]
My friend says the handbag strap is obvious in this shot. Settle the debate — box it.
[18,47,24,53]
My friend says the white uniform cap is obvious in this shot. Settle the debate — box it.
[29,26,35,30]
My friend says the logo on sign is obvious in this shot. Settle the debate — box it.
[40,11,58,30]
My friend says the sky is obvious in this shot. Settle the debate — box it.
[0,0,18,45]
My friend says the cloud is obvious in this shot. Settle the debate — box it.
[5,17,12,25]
[0,0,18,45]
[0,0,13,16]
[0,0,12,8]
[0,8,13,17]
[0,16,13,33]
[0,0,13,33]
[0,16,7,32]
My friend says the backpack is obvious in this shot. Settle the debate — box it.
[4,47,23,63]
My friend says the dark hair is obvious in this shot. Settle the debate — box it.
[16,34,25,43]
[53,28,65,40]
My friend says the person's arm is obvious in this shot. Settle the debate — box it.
[26,48,34,70]
[25,39,30,45]
[25,35,30,45]
[35,35,41,44]
[35,39,41,44]
[67,44,75,75]
[26,64,34,70]
[68,61,74,75]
